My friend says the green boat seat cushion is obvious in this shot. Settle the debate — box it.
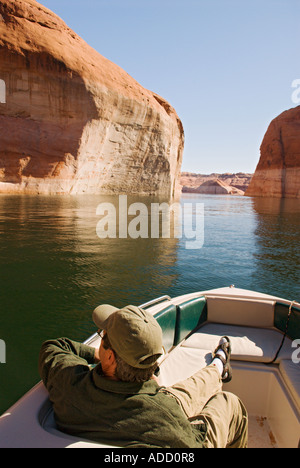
[275,303,300,341]
[155,304,177,352]
[174,297,207,345]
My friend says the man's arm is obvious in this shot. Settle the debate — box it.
[39,338,96,389]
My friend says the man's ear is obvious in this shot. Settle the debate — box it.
[107,348,116,362]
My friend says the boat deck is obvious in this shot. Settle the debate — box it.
[152,291,300,449]
[248,416,277,448]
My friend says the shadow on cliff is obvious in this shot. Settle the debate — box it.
[0,49,98,184]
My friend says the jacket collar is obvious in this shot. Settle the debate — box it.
[92,365,160,395]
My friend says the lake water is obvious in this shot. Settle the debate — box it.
[0,193,299,415]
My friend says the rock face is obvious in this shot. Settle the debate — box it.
[246,106,300,199]
[0,0,184,196]
[183,178,244,195]
[181,172,252,194]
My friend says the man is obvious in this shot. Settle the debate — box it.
[39,304,248,448]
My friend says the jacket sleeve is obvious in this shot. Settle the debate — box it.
[38,338,96,390]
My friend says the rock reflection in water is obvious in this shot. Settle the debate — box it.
[252,197,300,300]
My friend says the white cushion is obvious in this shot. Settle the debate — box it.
[206,296,275,328]
[158,346,212,388]
[182,323,293,363]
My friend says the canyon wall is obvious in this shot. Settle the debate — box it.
[181,172,252,194]
[246,106,300,199]
[0,0,184,197]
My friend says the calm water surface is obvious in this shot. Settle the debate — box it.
[0,193,299,414]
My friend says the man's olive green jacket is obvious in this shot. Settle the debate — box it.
[39,338,205,448]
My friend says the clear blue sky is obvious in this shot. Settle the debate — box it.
[40,0,300,174]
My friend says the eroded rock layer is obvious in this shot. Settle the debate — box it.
[246,106,300,199]
[0,0,184,196]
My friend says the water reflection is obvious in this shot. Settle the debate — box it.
[0,194,181,337]
[251,198,300,300]
[0,194,181,414]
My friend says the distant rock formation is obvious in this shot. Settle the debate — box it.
[195,179,244,195]
[246,106,300,198]
[181,172,252,195]
[0,0,184,196]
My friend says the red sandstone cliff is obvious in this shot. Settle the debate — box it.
[0,0,184,196]
[246,106,300,199]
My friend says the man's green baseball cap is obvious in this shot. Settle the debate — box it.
[93,304,163,369]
